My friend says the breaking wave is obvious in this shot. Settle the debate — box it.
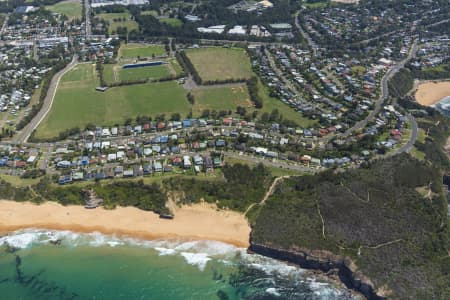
[0,229,360,299]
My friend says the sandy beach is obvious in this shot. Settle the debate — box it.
[0,200,251,247]
[415,81,450,106]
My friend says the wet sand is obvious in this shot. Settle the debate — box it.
[0,200,251,247]
[415,81,450,106]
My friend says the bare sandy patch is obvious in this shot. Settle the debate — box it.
[415,81,450,106]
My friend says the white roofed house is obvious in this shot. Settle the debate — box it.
[183,156,192,169]
[228,26,247,35]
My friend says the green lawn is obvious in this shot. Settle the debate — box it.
[46,0,82,19]
[256,80,317,127]
[304,0,331,9]
[160,18,182,27]
[119,65,170,82]
[185,47,254,82]
[97,12,139,34]
[35,64,189,139]
[191,85,251,116]
[223,157,305,177]
[0,174,40,188]
[167,58,183,76]
[120,43,166,59]
[186,47,316,126]
[103,64,116,83]
[103,61,176,84]
[417,128,427,143]
[351,65,366,76]
[109,20,138,34]
[141,10,158,16]
[422,63,450,74]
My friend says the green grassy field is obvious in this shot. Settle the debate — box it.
[255,80,317,127]
[191,85,251,116]
[103,64,115,83]
[167,58,183,76]
[119,65,170,82]
[160,18,182,27]
[141,10,158,16]
[97,12,138,34]
[120,43,166,58]
[46,0,82,19]
[185,47,253,82]
[121,66,169,81]
[103,59,181,84]
[35,64,190,139]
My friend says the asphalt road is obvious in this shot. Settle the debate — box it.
[339,39,418,139]
[295,11,318,57]
[396,113,418,154]
[85,0,91,37]
[11,56,79,144]
[0,14,9,35]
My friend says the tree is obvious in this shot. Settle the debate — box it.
[201,109,210,118]
[171,113,181,121]
[187,92,195,104]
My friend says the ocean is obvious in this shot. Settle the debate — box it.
[0,229,361,300]
[433,96,450,118]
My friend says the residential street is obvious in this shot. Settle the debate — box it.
[11,55,79,144]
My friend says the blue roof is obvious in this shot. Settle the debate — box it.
[215,140,226,147]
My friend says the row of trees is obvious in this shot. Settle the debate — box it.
[246,76,263,108]
[177,51,202,84]
[105,74,181,88]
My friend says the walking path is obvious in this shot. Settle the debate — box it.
[244,175,298,215]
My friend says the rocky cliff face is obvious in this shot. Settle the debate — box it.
[249,242,387,300]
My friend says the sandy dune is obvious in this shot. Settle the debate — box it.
[415,81,450,106]
[0,200,250,247]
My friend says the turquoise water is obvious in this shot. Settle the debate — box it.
[0,230,360,300]
[434,96,450,118]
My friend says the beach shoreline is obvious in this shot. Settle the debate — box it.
[0,200,251,248]
[415,81,450,106]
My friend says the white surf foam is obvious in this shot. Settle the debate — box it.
[0,229,357,299]
[0,229,240,271]
[180,252,211,271]
[154,247,176,256]
[265,287,281,297]
[240,251,300,277]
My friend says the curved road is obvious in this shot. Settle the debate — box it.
[338,39,418,140]
[396,113,418,154]
[12,56,78,144]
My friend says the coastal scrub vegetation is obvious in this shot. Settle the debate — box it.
[410,62,450,80]
[251,153,450,299]
[163,163,272,212]
[0,163,274,215]
[0,178,170,215]
[388,67,414,98]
